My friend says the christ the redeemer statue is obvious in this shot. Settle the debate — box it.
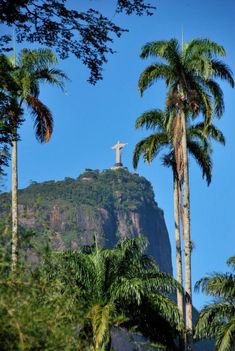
[111,141,127,168]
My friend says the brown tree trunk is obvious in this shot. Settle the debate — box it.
[11,138,18,271]
[174,175,184,317]
[181,111,193,351]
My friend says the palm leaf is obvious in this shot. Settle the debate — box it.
[187,140,212,185]
[140,39,180,66]
[185,39,226,59]
[89,303,114,350]
[18,48,58,71]
[151,293,184,331]
[133,133,169,169]
[195,273,235,299]
[216,317,235,351]
[33,68,68,91]
[210,59,234,87]
[135,110,166,130]
[26,95,53,143]
[227,256,235,271]
[205,79,224,117]
[138,64,172,95]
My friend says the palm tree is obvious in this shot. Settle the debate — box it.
[194,255,235,351]
[138,38,234,348]
[45,236,184,350]
[0,49,67,270]
[133,109,225,319]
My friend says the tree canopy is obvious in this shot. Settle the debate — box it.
[0,0,156,84]
[0,236,184,350]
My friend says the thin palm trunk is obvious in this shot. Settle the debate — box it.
[181,111,193,351]
[11,137,18,271]
[174,175,184,317]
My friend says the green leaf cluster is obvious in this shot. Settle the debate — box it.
[195,256,235,351]
[0,237,184,350]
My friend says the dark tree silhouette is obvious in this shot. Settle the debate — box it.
[0,0,156,84]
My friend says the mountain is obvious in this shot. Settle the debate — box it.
[0,168,172,274]
[0,168,213,350]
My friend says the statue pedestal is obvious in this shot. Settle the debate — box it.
[111,164,128,171]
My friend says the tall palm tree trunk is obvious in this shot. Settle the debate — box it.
[11,138,18,271]
[174,176,184,317]
[174,175,185,350]
[181,111,193,351]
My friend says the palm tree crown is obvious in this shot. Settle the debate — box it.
[139,39,234,119]
[0,48,67,270]
[133,109,225,185]
[9,48,67,142]
[44,236,184,350]
[195,255,235,351]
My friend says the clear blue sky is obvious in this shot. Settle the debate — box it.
[2,0,235,309]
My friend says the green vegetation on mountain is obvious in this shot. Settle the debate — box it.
[0,169,173,274]
[0,169,153,212]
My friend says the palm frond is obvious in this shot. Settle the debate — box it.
[26,95,53,143]
[195,273,235,299]
[144,271,182,294]
[110,276,145,305]
[188,122,225,146]
[190,77,213,119]
[161,150,174,166]
[195,302,235,338]
[19,49,58,71]
[187,140,212,185]
[188,55,214,79]
[140,39,180,64]
[185,39,226,60]
[89,303,114,350]
[227,256,235,271]
[210,59,234,87]
[133,133,169,169]
[151,294,184,331]
[205,124,225,144]
[135,110,166,130]
[33,68,68,91]
[138,64,172,95]
[216,317,235,351]
[205,79,224,117]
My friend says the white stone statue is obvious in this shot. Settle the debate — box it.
[112,141,127,167]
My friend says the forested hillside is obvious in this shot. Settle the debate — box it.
[0,168,173,274]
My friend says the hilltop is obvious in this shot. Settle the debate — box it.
[0,168,172,274]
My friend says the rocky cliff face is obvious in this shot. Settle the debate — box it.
[0,169,173,274]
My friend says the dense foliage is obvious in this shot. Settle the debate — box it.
[0,55,23,174]
[0,236,184,350]
[0,0,155,84]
